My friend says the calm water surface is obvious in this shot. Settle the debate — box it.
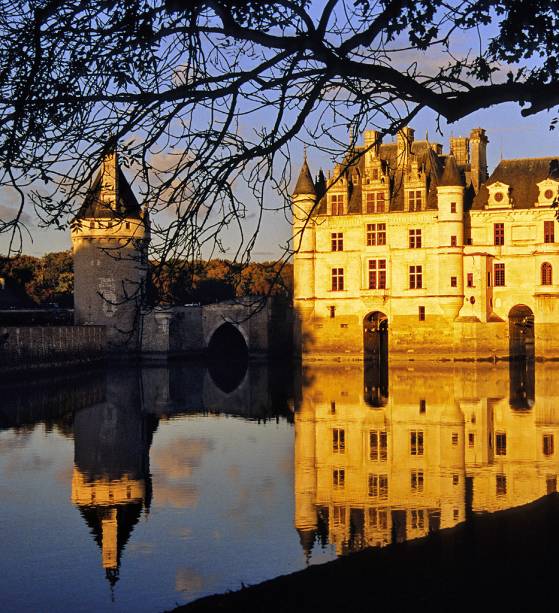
[0,359,556,611]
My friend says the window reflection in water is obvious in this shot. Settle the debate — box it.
[294,362,559,558]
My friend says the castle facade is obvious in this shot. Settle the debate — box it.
[292,127,559,360]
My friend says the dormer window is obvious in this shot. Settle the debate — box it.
[408,190,423,212]
[536,179,559,207]
[365,191,386,213]
[487,182,511,208]
[331,194,344,215]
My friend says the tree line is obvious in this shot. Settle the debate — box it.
[0,252,293,307]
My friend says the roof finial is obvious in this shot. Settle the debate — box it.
[425,129,429,142]
[303,144,308,162]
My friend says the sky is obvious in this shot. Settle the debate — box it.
[1,4,558,261]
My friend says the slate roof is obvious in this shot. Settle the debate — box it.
[472,157,559,210]
[293,158,316,195]
[313,140,467,215]
[439,154,464,187]
[76,165,142,220]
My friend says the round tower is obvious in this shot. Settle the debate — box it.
[292,155,317,352]
[71,148,151,350]
[437,154,465,320]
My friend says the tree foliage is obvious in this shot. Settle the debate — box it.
[0,250,74,305]
[1,0,558,259]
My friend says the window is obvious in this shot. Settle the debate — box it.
[450,235,457,247]
[368,508,388,529]
[468,433,475,448]
[496,474,507,496]
[333,428,345,453]
[411,509,424,530]
[368,259,387,290]
[330,401,336,414]
[368,474,388,499]
[331,194,344,215]
[453,509,459,521]
[408,190,423,211]
[450,202,457,213]
[547,476,557,494]
[496,432,507,455]
[451,276,457,288]
[409,265,423,289]
[543,434,554,456]
[419,399,426,414]
[331,232,343,251]
[452,432,459,446]
[333,468,345,489]
[410,430,424,456]
[366,191,386,213]
[370,430,388,462]
[494,263,505,287]
[409,228,422,248]
[418,306,425,321]
[494,223,505,245]
[544,220,555,243]
[453,474,459,485]
[331,268,344,291]
[125,221,131,230]
[411,470,424,493]
[542,262,553,286]
[467,273,474,287]
[329,306,336,318]
[366,223,386,246]
[371,169,380,181]
[333,505,346,526]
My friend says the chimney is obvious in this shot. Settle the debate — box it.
[450,137,470,167]
[364,130,382,157]
[397,127,414,165]
[470,128,488,194]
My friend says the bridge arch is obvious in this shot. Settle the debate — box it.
[207,322,249,394]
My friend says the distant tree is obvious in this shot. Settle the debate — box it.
[1,0,558,261]
[0,251,73,305]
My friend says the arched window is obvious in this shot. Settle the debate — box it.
[541,262,553,286]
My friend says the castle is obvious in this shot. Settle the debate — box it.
[292,127,559,360]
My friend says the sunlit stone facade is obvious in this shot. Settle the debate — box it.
[294,362,559,556]
[292,128,559,360]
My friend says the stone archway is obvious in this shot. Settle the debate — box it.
[508,305,534,359]
[363,312,389,408]
[207,323,248,394]
[363,311,388,360]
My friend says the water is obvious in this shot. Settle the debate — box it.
[0,358,556,611]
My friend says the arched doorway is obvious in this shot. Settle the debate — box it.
[363,312,389,407]
[207,323,248,393]
[508,305,534,359]
[363,311,388,360]
[508,305,535,409]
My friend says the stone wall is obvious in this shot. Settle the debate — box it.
[0,325,105,371]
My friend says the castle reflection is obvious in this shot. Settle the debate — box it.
[294,361,558,557]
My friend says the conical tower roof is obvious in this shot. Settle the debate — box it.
[439,154,464,187]
[76,145,142,219]
[293,156,316,196]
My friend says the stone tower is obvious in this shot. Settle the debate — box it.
[437,154,465,320]
[71,148,150,350]
[292,155,317,352]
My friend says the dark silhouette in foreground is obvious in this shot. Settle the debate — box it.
[176,493,559,612]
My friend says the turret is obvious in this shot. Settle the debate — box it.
[437,155,465,319]
[292,155,317,301]
[71,145,150,350]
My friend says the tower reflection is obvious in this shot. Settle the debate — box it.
[71,369,157,587]
[294,361,559,557]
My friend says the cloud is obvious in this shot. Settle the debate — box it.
[152,437,214,479]
[175,567,205,595]
[155,482,199,509]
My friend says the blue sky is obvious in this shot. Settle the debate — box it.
[1,101,557,260]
